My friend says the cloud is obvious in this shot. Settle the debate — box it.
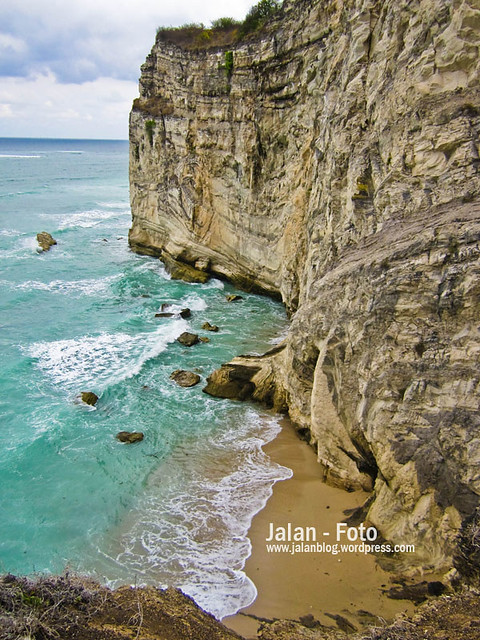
[0,0,254,83]
[0,72,137,139]
[0,0,255,138]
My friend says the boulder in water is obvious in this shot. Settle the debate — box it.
[177,332,199,347]
[202,321,219,332]
[116,431,144,444]
[80,391,98,406]
[225,294,243,302]
[170,370,201,387]
[179,308,191,319]
[36,231,57,252]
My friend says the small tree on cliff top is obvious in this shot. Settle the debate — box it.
[156,0,282,48]
[240,0,282,36]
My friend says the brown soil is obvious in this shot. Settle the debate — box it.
[1,573,479,640]
[0,574,242,640]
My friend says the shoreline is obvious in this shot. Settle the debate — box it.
[223,418,416,639]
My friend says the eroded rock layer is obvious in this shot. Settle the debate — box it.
[129,0,480,569]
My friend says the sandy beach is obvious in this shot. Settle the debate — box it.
[224,418,417,639]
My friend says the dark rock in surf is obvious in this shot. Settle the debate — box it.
[116,431,144,444]
[177,332,199,347]
[36,231,57,252]
[80,391,99,406]
[202,322,219,332]
[170,370,201,387]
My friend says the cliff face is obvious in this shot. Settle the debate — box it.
[129,0,480,569]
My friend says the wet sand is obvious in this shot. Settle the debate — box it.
[223,419,416,639]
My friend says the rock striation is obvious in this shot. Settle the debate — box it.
[129,0,480,570]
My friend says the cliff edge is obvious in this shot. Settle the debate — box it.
[129,0,480,571]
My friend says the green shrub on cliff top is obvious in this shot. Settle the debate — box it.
[211,17,240,30]
[156,1,282,48]
[239,0,282,36]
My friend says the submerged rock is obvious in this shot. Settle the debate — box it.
[80,391,98,406]
[155,307,190,319]
[176,332,199,347]
[199,336,210,343]
[36,231,57,252]
[202,321,219,332]
[116,431,144,444]
[170,370,201,387]
[385,581,447,604]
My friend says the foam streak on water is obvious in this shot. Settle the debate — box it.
[27,320,189,392]
[98,410,292,619]
[0,138,289,620]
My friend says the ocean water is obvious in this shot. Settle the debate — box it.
[0,138,291,619]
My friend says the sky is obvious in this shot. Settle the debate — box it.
[0,0,255,140]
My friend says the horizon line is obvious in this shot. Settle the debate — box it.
[0,136,128,142]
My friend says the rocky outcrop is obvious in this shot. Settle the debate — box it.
[257,588,480,640]
[161,251,210,283]
[129,0,480,570]
[2,572,479,640]
[203,345,289,411]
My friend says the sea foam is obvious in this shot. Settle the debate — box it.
[26,320,188,392]
[98,410,292,620]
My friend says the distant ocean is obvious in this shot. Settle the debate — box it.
[0,138,291,619]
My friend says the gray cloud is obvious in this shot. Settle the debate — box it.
[0,0,254,138]
[0,0,254,83]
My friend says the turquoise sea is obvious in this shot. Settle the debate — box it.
[0,138,291,619]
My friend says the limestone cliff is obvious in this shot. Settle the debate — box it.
[129,0,480,571]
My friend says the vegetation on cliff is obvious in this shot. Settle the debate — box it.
[0,573,242,640]
[1,572,480,640]
[155,0,282,49]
